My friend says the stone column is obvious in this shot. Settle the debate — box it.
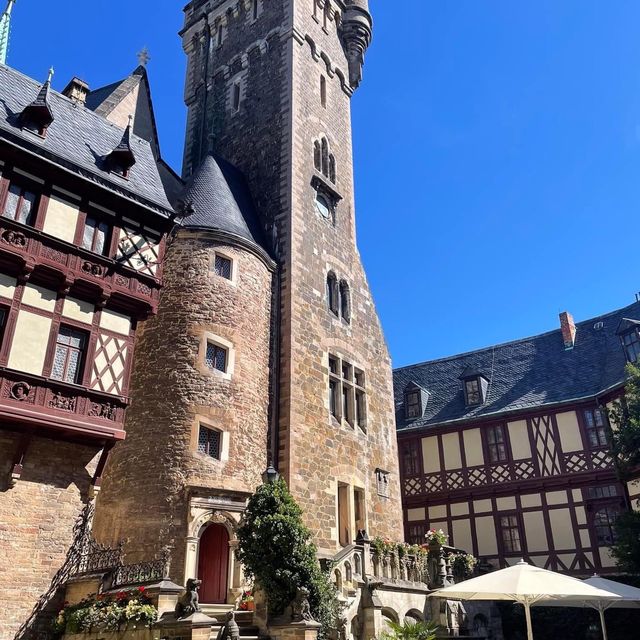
[184,536,199,583]
[269,620,322,640]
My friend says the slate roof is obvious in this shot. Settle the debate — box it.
[178,153,269,253]
[394,301,640,432]
[0,64,174,216]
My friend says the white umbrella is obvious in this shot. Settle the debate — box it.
[428,560,621,640]
[537,575,640,640]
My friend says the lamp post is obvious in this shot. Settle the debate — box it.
[262,463,279,484]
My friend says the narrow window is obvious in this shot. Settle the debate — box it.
[314,141,322,172]
[198,425,221,460]
[329,154,336,183]
[0,307,7,349]
[252,0,259,20]
[407,524,426,545]
[587,485,618,500]
[329,355,340,420]
[405,391,422,419]
[584,409,609,448]
[2,183,37,225]
[320,75,327,108]
[214,254,233,280]
[621,330,640,363]
[327,272,339,316]
[51,326,87,384]
[206,342,228,373]
[338,483,351,546]
[376,469,390,498]
[354,368,366,431]
[499,515,522,553]
[464,378,482,405]
[402,441,421,476]
[321,138,329,177]
[217,24,223,47]
[354,488,366,532]
[593,507,619,546]
[487,425,508,463]
[82,216,110,256]
[339,281,351,323]
[232,82,241,112]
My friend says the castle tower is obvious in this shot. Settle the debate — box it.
[93,154,275,598]
[179,0,403,553]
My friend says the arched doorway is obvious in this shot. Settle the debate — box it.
[198,523,230,604]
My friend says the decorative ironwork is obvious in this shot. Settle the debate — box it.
[111,548,171,587]
[75,535,124,576]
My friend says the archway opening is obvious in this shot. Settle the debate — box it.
[198,523,230,604]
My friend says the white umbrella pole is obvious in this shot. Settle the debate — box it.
[599,606,608,640]
[524,602,534,640]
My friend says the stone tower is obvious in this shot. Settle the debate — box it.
[180,0,403,554]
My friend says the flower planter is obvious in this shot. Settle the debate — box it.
[64,629,158,640]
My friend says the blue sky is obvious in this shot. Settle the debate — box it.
[7,1,640,367]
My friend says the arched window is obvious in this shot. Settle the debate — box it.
[321,137,329,177]
[314,140,322,172]
[327,272,339,316]
[329,154,336,183]
[320,75,327,108]
[339,280,351,323]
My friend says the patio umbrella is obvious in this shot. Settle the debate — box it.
[428,560,621,640]
[538,575,640,640]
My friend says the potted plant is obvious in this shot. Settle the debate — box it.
[424,529,448,548]
[238,589,255,612]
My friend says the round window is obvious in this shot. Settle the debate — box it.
[315,193,332,220]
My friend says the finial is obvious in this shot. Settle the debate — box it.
[137,47,151,67]
[47,66,54,84]
[128,114,134,129]
[0,0,17,66]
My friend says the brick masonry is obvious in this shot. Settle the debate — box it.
[0,433,99,639]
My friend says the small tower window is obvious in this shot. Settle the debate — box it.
[339,280,351,323]
[232,82,241,112]
[327,272,339,316]
[214,254,233,280]
[198,425,221,460]
[216,24,224,47]
[314,141,322,172]
[206,342,228,373]
[622,330,640,363]
[321,75,327,108]
[329,155,336,183]
[252,0,259,20]
[465,379,482,405]
[321,137,329,176]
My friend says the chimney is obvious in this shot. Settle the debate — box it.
[62,77,90,105]
[560,311,577,349]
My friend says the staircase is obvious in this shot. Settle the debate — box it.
[200,604,261,640]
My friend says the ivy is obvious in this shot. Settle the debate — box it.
[235,478,341,639]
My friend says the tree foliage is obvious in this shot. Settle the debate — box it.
[380,620,440,640]
[609,364,640,478]
[608,364,640,573]
[235,477,340,637]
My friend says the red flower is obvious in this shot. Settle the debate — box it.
[138,586,146,593]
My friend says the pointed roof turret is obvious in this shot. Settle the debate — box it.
[178,153,268,256]
[106,115,136,175]
[0,0,16,66]
[20,66,55,134]
[340,0,373,89]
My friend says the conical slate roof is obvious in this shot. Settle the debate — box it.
[179,154,267,251]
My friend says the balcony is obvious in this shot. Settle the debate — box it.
[0,367,127,441]
[0,215,161,315]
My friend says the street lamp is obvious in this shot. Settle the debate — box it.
[262,463,279,484]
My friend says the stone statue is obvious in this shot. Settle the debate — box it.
[216,611,240,640]
[175,578,202,618]
[292,586,313,622]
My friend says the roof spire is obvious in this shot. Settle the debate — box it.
[137,46,150,67]
[20,66,55,134]
[0,0,16,66]
[106,114,136,175]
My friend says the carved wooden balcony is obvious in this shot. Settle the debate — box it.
[0,367,127,441]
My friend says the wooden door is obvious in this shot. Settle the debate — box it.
[198,524,230,604]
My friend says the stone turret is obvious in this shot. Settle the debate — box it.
[340,0,373,88]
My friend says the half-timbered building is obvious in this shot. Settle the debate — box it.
[394,302,640,577]
[0,61,179,636]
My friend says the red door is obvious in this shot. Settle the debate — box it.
[198,524,230,604]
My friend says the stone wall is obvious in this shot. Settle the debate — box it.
[0,433,99,640]
[93,232,273,583]
[180,0,404,554]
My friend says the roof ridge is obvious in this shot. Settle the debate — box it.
[394,299,640,371]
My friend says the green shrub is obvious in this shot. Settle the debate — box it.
[235,477,341,639]
[380,619,440,640]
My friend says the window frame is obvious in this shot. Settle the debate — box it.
[621,329,640,363]
[327,272,339,316]
[212,251,235,283]
[401,440,422,477]
[1,178,39,227]
[328,353,367,432]
[497,512,523,555]
[206,342,228,374]
[485,424,509,464]
[464,377,482,406]
[79,213,112,257]
[405,390,422,419]
[198,424,222,461]
[582,408,609,449]
[592,505,620,547]
[200,333,235,381]
[50,325,89,386]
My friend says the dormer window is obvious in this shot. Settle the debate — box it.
[460,367,489,407]
[404,382,428,420]
[616,319,640,363]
